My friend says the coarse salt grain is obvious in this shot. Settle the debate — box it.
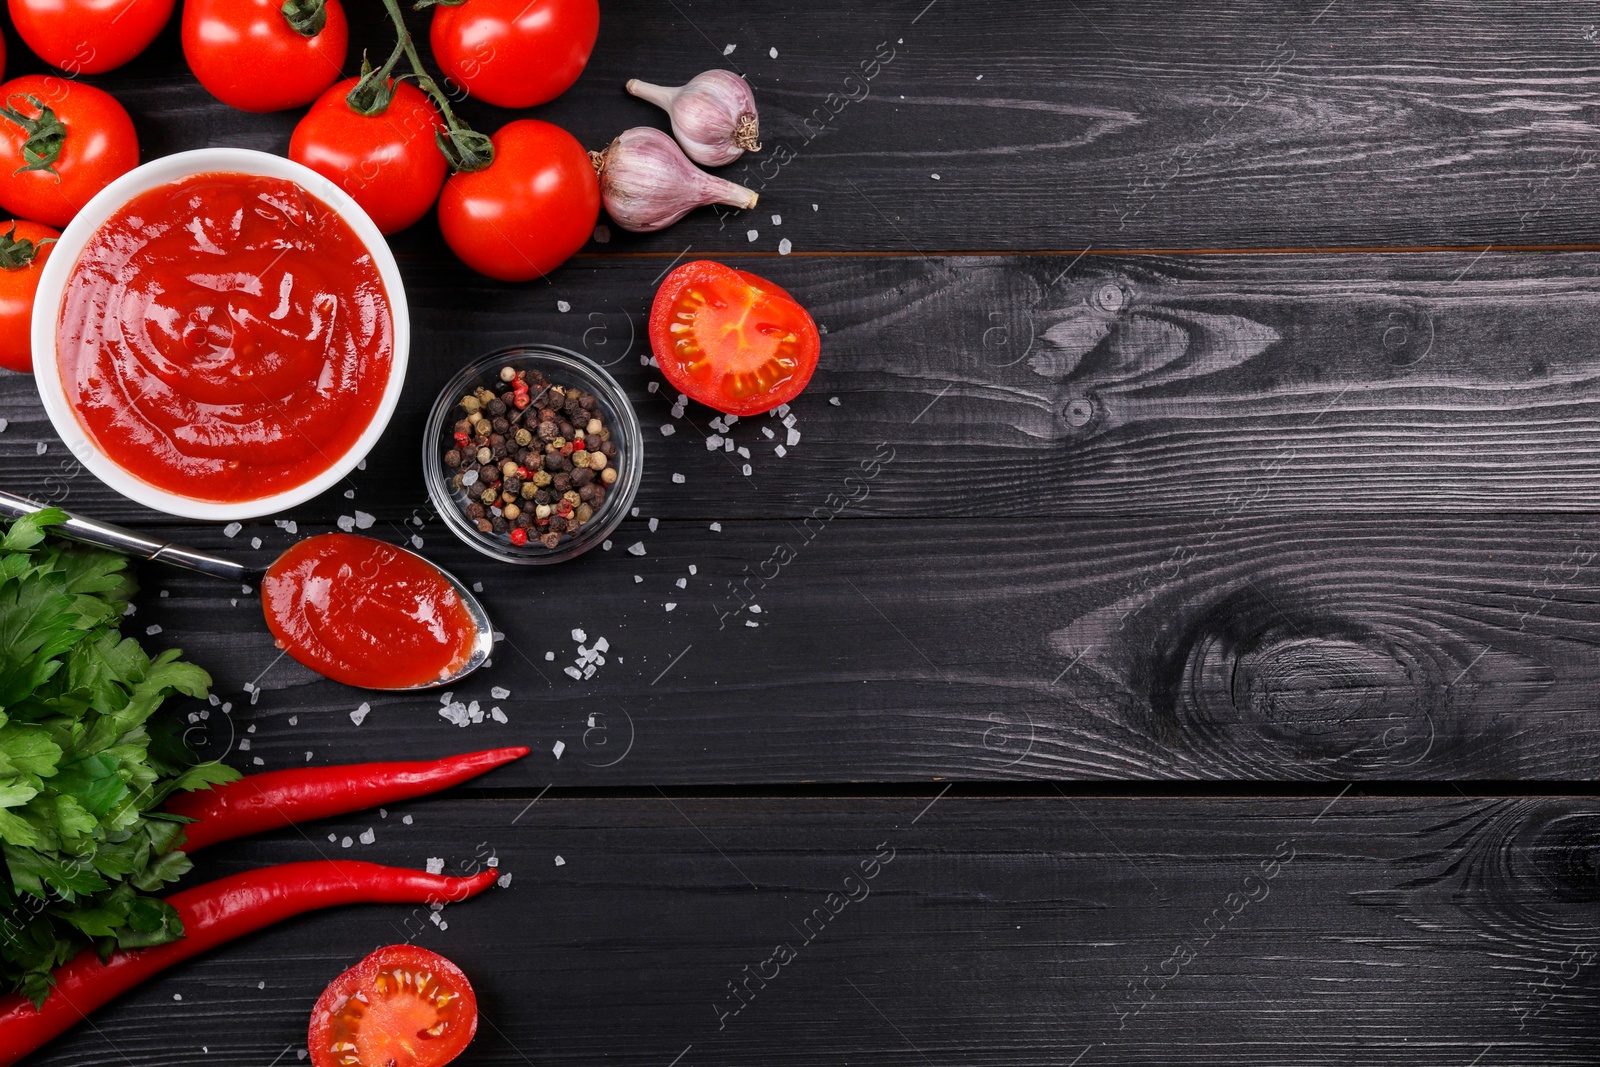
[672,472,685,483]
[778,238,793,255]
[648,517,659,532]
[628,542,646,556]
[553,741,565,758]
[660,424,676,436]
[491,686,510,699]
[710,522,722,532]
[350,703,370,725]
[223,522,241,538]
[337,515,355,532]
[665,603,676,612]
[426,857,445,874]
[355,511,374,529]
[359,828,375,845]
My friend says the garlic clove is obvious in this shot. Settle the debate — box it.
[593,127,758,233]
[625,70,761,168]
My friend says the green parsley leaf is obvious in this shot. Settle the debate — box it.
[0,513,241,1005]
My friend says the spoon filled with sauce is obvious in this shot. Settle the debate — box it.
[0,492,492,691]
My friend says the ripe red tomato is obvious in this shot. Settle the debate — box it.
[649,260,821,416]
[309,944,478,1067]
[429,0,598,108]
[0,220,57,373]
[8,0,170,74]
[182,0,348,113]
[290,79,448,235]
[0,76,139,228]
[438,119,598,282]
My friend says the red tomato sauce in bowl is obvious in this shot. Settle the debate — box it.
[55,172,393,503]
[262,534,479,690]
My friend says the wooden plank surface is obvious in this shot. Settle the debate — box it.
[112,515,1600,784]
[39,0,1600,253]
[13,250,1600,524]
[28,795,1600,1067]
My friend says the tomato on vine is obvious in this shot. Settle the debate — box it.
[290,78,448,234]
[8,0,170,74]
[427,0,599,108]
[182,0,348,112]
[0,76,139,228]
[0,220,56,373]
[437,119,598,282]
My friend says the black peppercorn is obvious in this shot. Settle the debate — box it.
[591,486,605,505]
[444,449,462,468]
[491,417,509,434]
[578,484,597,504]
[534,489,551,505]
[504,476,522,496]
[466,502,486,520]
[543,453,564,472]
[487,398,507,417]
[572,467,593,487]
[552,472,572,492]
[600,440,617,458]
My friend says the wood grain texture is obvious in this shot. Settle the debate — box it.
[10,251,1600,524]
[13,0,1600,257]
[25,796,1600,1067]
[108,515,1600,784]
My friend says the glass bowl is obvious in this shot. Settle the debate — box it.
[423,345,642,565]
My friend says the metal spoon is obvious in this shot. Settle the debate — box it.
[0,490,493,690]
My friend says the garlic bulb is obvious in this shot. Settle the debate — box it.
[626,70,761,167]
[591,127,759,233]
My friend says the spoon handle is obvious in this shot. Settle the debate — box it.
[0,490,254,584]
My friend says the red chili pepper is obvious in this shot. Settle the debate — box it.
[165,747,528,853]
[0,862,499,1066]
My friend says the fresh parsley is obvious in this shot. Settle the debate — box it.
[0,509,239,1005]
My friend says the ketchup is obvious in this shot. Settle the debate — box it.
[261,534,478,690]
[56,172,393,503]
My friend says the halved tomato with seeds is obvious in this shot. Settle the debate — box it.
[649,259,821,416]
[308,945,478,1067]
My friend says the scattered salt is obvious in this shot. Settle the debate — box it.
[710,522,722,532]
[223,522,242,538]
[426,857,445,874]
[628,542,646,556]
[676,578,687,589]
[648,517,659,532]
[775,445,787,458]
[350,702,370,726]
[146,625,162,636]
[554,855,566,866]
[665,603,677,612]
[706,434,724,450]
[742,464,752,476]
[660,424,676,436]
[830,396,841,406]
[340,836,352,848]
[498,872,514,888]
[545,651,555,660]
[354,511,375,529]
[779,238,793,255]
[571,628,586,642]
[672,472,685,483]
[723,43,736,54]
[491,685,510,699]
[552,740,565,759]
[403,815,413,824]
[787,428,801,446]
[359,828,375,845]
[250,537,262,550]
[557,300,570,312]
[747,229,759,242]
[689,565,697,575]
[769,46,778,57]
[771,214,782,225]
[336,515,355,532]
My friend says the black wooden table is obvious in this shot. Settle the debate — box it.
[12,1,1600,1064]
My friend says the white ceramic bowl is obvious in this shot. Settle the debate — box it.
[31,148,410,521]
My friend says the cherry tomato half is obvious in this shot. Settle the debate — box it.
[437,118,598,282]
[309,944,478,1067]
[0,219,56,373]
[290,79,447,235]
[649,260,821,417]
[0,76,139,228]
[8,0,169,74]
[183,0,348,113]
[430,0,598,108]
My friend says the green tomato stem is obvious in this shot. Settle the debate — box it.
[374,0,495,172]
